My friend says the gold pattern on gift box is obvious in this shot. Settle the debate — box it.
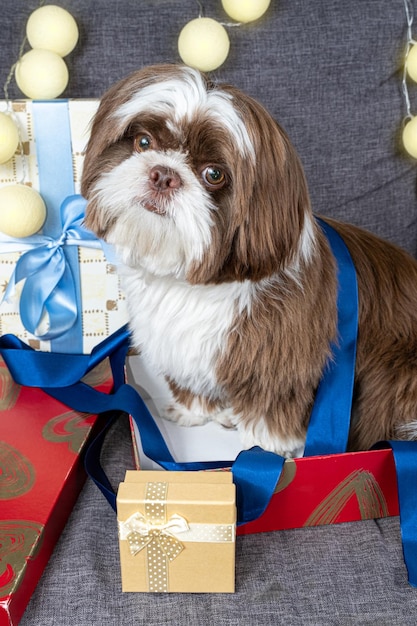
[0,356,20,410]
[304,469,389,526]
[78,246,126,350]
[274,459,296,493]
[68,100,99,191]
[81,358,111,387]
[0,442,35,500]
[42,410,94,454]
[0,520,44,597]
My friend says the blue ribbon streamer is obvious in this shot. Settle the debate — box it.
[375,441,417,587]
[304,219,358,456]
[0,323,130,388]
[2,195,99,342]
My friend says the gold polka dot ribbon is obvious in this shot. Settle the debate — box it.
[118,481,235,592]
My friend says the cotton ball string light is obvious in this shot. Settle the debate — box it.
[221,0,271,23]
[0,112,19,164]
[0,185,46,238]
[403,117,417,159]
[402,0,417,158]
[406,44,417,82]
[178,17,230,72]
[11,4,78,100]
[15,49,69,99]
[26,4,79,57]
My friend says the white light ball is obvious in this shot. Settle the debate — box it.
[15,49,69,99]
[178,17,230,72]
[0,185,46,238]
[407,45,417,83]
[221,0,271,23]
[26,4,79,57]
[0,113,19,164]
[403,117,417,159]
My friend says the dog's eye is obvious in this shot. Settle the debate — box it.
[201,166,227,189]
[134,134,153,153]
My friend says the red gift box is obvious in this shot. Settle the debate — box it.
[237,448,399,535]
[0,357,113,626]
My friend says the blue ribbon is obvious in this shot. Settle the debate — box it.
[2,195,100,341]
[32,100,75,239]
[304,219,358,456]
[374,441,417,587]
[34,100,83,352]
[0,323,130,389]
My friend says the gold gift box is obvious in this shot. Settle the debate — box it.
[117,470,236,593]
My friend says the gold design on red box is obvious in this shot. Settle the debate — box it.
[0,357,20,410]
[42,410,94,454]
[274,459,296,493]
[0,442,35,499]
[304,469,389,526]
[0,520,44,598]
[81,358,111,387]
[41,360,110,453]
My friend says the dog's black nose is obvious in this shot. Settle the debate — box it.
[149,166,182,191]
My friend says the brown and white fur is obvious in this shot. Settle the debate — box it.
[81,64,417,457]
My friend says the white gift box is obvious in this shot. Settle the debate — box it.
[0,100,128,353]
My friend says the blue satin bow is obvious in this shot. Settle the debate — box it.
[2,195,100,340]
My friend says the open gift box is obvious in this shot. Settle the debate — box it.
[1,97,416,602]
[127,355,400,535]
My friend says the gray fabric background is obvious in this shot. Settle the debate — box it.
[2,0,417,624]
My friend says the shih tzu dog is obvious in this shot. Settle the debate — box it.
[81,64,417,458]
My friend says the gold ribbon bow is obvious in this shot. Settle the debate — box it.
[123,511,189,560]
[119,481,190,592]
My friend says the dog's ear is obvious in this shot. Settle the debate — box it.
[80,87,130,237]
[81,84,131,201]
[188,91,312,284]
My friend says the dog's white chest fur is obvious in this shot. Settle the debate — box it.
[122,267,254,398]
